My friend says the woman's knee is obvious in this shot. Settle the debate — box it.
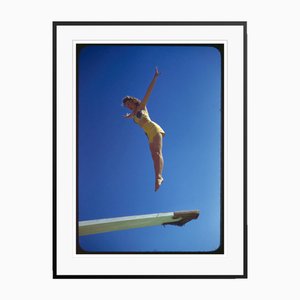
[151,148,162,159]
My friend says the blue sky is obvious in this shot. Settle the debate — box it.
[78,45,222,252]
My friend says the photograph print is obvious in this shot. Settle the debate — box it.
[54,22,247,278]
[77,44,224,253]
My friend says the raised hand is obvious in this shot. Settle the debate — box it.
[154,66,161,77]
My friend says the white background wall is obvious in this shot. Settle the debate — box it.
[0,0,299,299]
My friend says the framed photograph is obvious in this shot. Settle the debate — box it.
[53,21,247,278]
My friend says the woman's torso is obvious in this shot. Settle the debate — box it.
[133,106,152,128]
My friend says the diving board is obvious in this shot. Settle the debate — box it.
[79,210,200,236]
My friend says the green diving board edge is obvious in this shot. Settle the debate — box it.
[79,210,200,236]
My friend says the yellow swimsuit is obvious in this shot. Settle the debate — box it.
[133,107,165,143]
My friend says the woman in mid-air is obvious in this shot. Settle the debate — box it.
[122,67,165,192]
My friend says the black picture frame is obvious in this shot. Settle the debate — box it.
[53,21,247,279]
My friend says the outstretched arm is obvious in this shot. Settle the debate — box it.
[123,106,140,119]
[123,112,135,119]
[139,67,160,110]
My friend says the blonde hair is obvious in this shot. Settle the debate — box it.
[122,96,141,107]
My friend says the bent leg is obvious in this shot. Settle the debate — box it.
[149,133,164,191]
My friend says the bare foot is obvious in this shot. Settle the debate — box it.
[155,177,164,192]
